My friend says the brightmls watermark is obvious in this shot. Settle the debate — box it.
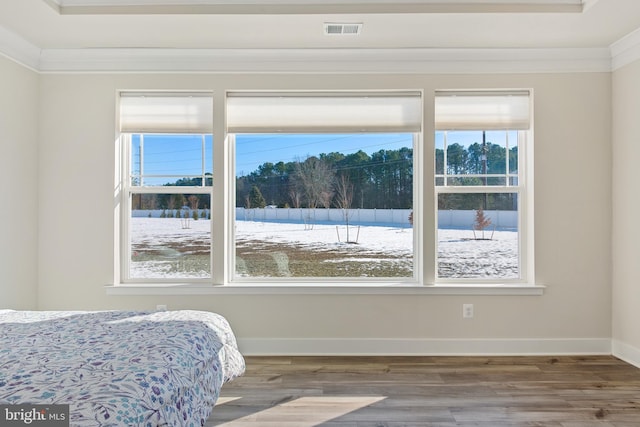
[0,405,69,426]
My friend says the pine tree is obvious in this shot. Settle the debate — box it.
[249,185,267,208]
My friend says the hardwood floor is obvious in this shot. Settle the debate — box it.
[208,356,640,426]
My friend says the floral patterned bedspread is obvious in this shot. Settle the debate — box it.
[0,309,245,426]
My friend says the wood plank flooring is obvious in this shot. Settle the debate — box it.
[208,356,640,426]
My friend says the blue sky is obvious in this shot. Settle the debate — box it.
[234,133,413,176]
[131,131,514,185]
[132,133,414,184]
[131,134,213,185]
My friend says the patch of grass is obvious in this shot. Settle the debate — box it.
[236,240,413,278]
[132,238,413,278]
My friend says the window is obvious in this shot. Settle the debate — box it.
[115,89,533,288]
[434,90,533,282]
[226,91,422,282]
[119,92,213,282]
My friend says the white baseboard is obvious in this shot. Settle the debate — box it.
[612,340,640,369]
[238,338,612,357]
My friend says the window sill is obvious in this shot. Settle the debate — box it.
[105,283,545,296]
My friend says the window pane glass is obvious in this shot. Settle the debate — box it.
[435,132,445,175]
[129,193,211,279]
[508,130,519,173]
[446,131,481,175]
[436,130,515,187]
[235,133,414,279]
[437,192,518,279]
[130,134,213,187]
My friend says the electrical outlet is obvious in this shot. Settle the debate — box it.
[463,303,474,319]
[156,304,168,311]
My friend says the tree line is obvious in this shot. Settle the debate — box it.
[131,176,212,212]
[238,141,518,211]
[237,148,413,210]
[132,141,518,212]
[436,141,519,211]
[437,141,518,177]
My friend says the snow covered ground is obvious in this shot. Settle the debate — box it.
[128,218,518,279]
[129,217,211,279]
[235,220,414,255]
[437,228,518,279]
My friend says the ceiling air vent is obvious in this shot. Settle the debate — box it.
[324,23,363,36]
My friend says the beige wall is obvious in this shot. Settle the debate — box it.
[612,59,640,363]
[34,71,613,354]
[0,56,39,310]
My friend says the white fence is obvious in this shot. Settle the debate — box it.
[132,208,209,219]
[437,209,517,230]
[133,208,517,229]
[237,208,517,229]
[236,207,413,227]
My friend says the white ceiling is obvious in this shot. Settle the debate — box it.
[1,0,639,72]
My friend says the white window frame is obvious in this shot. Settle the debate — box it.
[110,89,541,295]
[117,91,214,284]
[433,89,534,285]
[226,132,422,285]
[435,130,532,284]
[224,90,423,284]
[119,133,213,284]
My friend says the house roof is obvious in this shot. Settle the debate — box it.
[1,0,639,73]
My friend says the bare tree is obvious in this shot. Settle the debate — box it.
[188,195,199,210]
[293,156,335,209]
[334,173,354,212]
[141,194,158,211]
[334,173,357,243]
[294,156,334,209]
[187,195,199,220]
[289,189,302,209]
[320,190,334,209]
[473,206,493,240]
[293,156,335,229]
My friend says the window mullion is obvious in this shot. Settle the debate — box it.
[121,134,132,283]
[201,134,206,187]
[130,186,211,195]
[505,130,510,187]
[139,134,144,187]
[436,185,520,194]
[211,93,226,285]
[443,131,448,186]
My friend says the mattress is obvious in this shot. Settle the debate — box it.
[0,309,245,426]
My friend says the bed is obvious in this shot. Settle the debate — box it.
[0,309,245,426]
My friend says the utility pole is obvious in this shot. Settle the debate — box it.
[481,131,488,209]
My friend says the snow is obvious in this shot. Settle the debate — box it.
[235,221,413,255]
[129,217,211,279]
[128,217,518,279]
[437,228,519,278]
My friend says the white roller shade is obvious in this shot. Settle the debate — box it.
[435,90,531,131]
[120,92,213,134]
[226,91,422,133]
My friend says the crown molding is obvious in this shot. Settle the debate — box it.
[0,19,626,75]
[610,27,640,71]
[0,26,41,71]
[45,0,585,15]
[31,47,611,74]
